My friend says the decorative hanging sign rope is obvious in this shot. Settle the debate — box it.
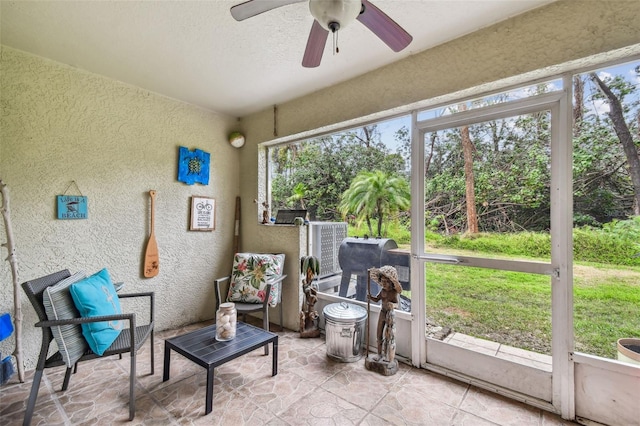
[56,181,88,220]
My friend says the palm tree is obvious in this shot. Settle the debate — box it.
[287,182,307,209]
[339,170,410,237]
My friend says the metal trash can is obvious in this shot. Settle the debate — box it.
[323,302,367,362]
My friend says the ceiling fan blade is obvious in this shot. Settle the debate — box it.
[302,20,329,68]
[230,0,306,21]
[357,0,413,52]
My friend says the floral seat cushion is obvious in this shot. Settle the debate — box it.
[226,253,285,307]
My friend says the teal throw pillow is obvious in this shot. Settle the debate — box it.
[69,268,123,355]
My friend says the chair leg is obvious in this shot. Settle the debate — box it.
[263,310,269,356]
[129,351,136,421]
[23,369,44,426]
[61,366,73,391]
[279,303,284,332]
[150,330,155,375]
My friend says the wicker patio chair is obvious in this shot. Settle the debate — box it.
[215,253,286,355]
[21,269,154,425]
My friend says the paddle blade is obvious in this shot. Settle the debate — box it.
[144,237,159,277]
[357,0,412,52]
[231,0,306,21]
[302,20,329,68]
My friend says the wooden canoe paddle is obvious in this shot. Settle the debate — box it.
[144,190,159,278]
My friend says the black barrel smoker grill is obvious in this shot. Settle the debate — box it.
[337,236,410,309]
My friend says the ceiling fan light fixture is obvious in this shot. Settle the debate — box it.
[309,0,361,32]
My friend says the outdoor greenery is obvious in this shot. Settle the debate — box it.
[269,62,640,359]
[423,255,640,359]
[270,126,406,222]
[338,170,410,237]
[348,219,640,358]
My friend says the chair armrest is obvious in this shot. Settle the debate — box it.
[118,292,154,299]
[267,275,287,304]
[37,313,140,353]
[267,274,287,285]
[36,312,135,329]
[118,292,154,324]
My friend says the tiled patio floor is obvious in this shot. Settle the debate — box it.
[1,319,578,425]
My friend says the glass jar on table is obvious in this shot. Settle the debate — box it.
[216,302,237,341]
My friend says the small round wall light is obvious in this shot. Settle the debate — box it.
[228,131,245,148]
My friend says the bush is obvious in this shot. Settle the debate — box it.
[432,231,551,259]
[425,219,640,266]
[347,218,410,244]
[351,216,640,266]
[574,228,640,266]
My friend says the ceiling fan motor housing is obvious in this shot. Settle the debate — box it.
[309,0,361,32]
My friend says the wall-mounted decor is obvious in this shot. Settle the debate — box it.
[190,196,215,231]
[228,131,245,148]
[144,190,159,278]
[178,146,210,185]
[57,181,87,219]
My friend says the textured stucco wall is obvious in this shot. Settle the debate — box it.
[241,1,640,142]
[237,0,640,331]
[0,47,239,369]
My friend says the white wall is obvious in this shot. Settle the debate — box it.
[0,47,239,369]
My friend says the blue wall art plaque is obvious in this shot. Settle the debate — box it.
[57,195,88,219]
[178,146,210,185]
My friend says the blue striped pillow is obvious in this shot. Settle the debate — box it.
[43,271,89,368]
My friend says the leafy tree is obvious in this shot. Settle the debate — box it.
[287,182,308,209]
[270,125,406,221]
[270,63,640,234]
[589,71,640,215]
[339,170,410,237]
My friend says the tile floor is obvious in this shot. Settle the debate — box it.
[1,319,578,425]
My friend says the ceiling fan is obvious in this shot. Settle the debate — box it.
[230,0,413,68]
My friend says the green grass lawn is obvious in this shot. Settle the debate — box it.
[415,247,640,359]
[351,221,640,358]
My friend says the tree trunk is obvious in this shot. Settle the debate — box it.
[366,215,373,236]
[459,105,479,233]
[0,179,24,382]
[425,132,437,176]
[590,73,640,215]
[377,212,384,237]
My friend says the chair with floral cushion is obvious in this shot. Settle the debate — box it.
[214,253,286,355]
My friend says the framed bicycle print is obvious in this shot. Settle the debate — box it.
[190,196,215,231]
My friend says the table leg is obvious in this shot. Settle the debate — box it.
[205,366,214,415]
[272,337,278,376]
[163,342,171,382]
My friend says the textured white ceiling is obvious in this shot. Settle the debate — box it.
[1,0,554,118]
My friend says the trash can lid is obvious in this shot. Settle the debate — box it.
[323,302,367,321]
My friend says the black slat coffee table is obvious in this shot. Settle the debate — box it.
[163,321,278,415]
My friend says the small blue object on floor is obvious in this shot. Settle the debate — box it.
[0,312,15,385]
[0,312,13,340]
[0,355,15,385]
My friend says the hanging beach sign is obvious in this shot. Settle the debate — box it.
[57,181,88,220]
